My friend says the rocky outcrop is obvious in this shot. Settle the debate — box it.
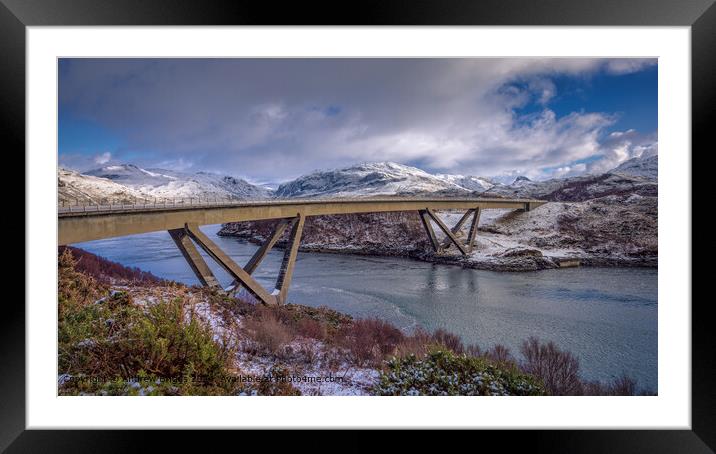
[219,211,431,257]
[218,193,657,271]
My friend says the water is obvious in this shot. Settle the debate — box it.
[76,224,658,391]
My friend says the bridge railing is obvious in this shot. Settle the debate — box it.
[57,195,537,215]
[57,197,274,214]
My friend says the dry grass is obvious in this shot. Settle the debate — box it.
[295,318,328,341]
[393,327,434,358]
[432,328,465,354]
[242,311,294,357]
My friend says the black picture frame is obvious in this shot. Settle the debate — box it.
[4,0,712,450]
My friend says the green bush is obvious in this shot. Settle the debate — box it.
[372,349,545,396]
[59,292,240,395]
[58,251,306,396]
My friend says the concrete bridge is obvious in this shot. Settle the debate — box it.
[58,197,546,306]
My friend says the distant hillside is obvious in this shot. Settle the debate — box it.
[59,155,658,204]
[483,155,658,202]
[220,154,658,270]
[610,154,658,180]
[59,164,272,203]
[274,162,472,198]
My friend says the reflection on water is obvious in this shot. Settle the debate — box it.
[76,224,658,391]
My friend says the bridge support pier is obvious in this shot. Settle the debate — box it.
[275,214,305,304]
[168,214,305,305]
[168,228,221,290]
[419,207,481,256]
[227,217,293,296]
[418,209,441,252]
[465,208,481,253]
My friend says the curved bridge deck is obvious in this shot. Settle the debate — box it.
[58,197,545,244]
[58,197,546,306]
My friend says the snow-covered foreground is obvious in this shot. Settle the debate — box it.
[234,341,380,396]
[117,285,381,395]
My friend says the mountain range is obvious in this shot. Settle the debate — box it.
[58,155,657,204]
[59,164,271,204]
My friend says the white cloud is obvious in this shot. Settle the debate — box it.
[584,129,658,174]
[93,151,112,165]
[528,78,557,105]
[605,59,657,75]
[552,163,588,179]
[59,58,657,181]
[153,157,196,172]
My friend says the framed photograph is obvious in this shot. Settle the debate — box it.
[7,0,712,448]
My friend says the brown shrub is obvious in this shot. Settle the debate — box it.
[520,337,582,395]
[251,303,349,339]
[580,381,607,396]
[485,344,517,367]
[243,311,294,357]
[59,246,166,285]
[608,374,637,396]
[432,328,464,354]
[58,248,108,314]
[296,318,328,341]
[394,327,433,358]
[465,344,483,357]
[581,374,641,396]
[340,318,405,366]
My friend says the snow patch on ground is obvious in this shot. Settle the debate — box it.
[235,339,380,396]
[112,283,380,395]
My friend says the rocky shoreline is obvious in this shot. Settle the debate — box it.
[218,194,657,272]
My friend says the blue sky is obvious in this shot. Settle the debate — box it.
[513,65,657,132]
[59,58,657,183]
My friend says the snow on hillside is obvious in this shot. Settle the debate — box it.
[221,190,657,271]
[272,158,658,201]
[483,164,657,202]
[610,154,658,180]
[434,173,495,192]
[275,162,477,198]
[58,167,150,204]
[85,164,177,186]
[61,155,658,205]
[80,164,272,200]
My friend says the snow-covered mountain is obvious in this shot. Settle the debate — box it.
[84,164,272,200]
[58,167,150,204]
[483,156,658,201]
[610,154,658,180]
[85,164,176,186]
[60,155,658,205]
[274,158,659,201]
[60,164,272,203]
[274,162,473,198]
[434,173,495,192]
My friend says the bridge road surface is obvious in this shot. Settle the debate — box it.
[58,197,547,245]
